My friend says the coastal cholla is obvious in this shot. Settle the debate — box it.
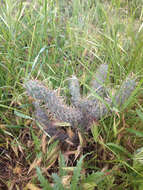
[25,64,136,142]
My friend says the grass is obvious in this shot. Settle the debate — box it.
[0,0,143,189]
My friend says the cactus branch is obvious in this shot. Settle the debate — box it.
[91,64,109,97]
[33,102,69,142]
[68,75,81,107]
[25,80,83,126]
[113,78,136,107]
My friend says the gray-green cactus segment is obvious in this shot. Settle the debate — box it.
[91,64,109,97]
[33,102,69,142]
[33,102,51,126]
[25,80,83,126]
[68,75,81,107]
[113,78,136,107]
[77,99,110,122]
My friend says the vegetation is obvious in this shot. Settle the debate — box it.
[0,0,143,189]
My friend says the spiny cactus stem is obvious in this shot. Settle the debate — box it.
[68,75,81,106]
[91,64,109,97]
[25,80,83,126]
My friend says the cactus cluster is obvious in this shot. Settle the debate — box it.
[25,64,136,142]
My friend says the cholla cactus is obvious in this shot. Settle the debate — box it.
[25,64,136,142]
